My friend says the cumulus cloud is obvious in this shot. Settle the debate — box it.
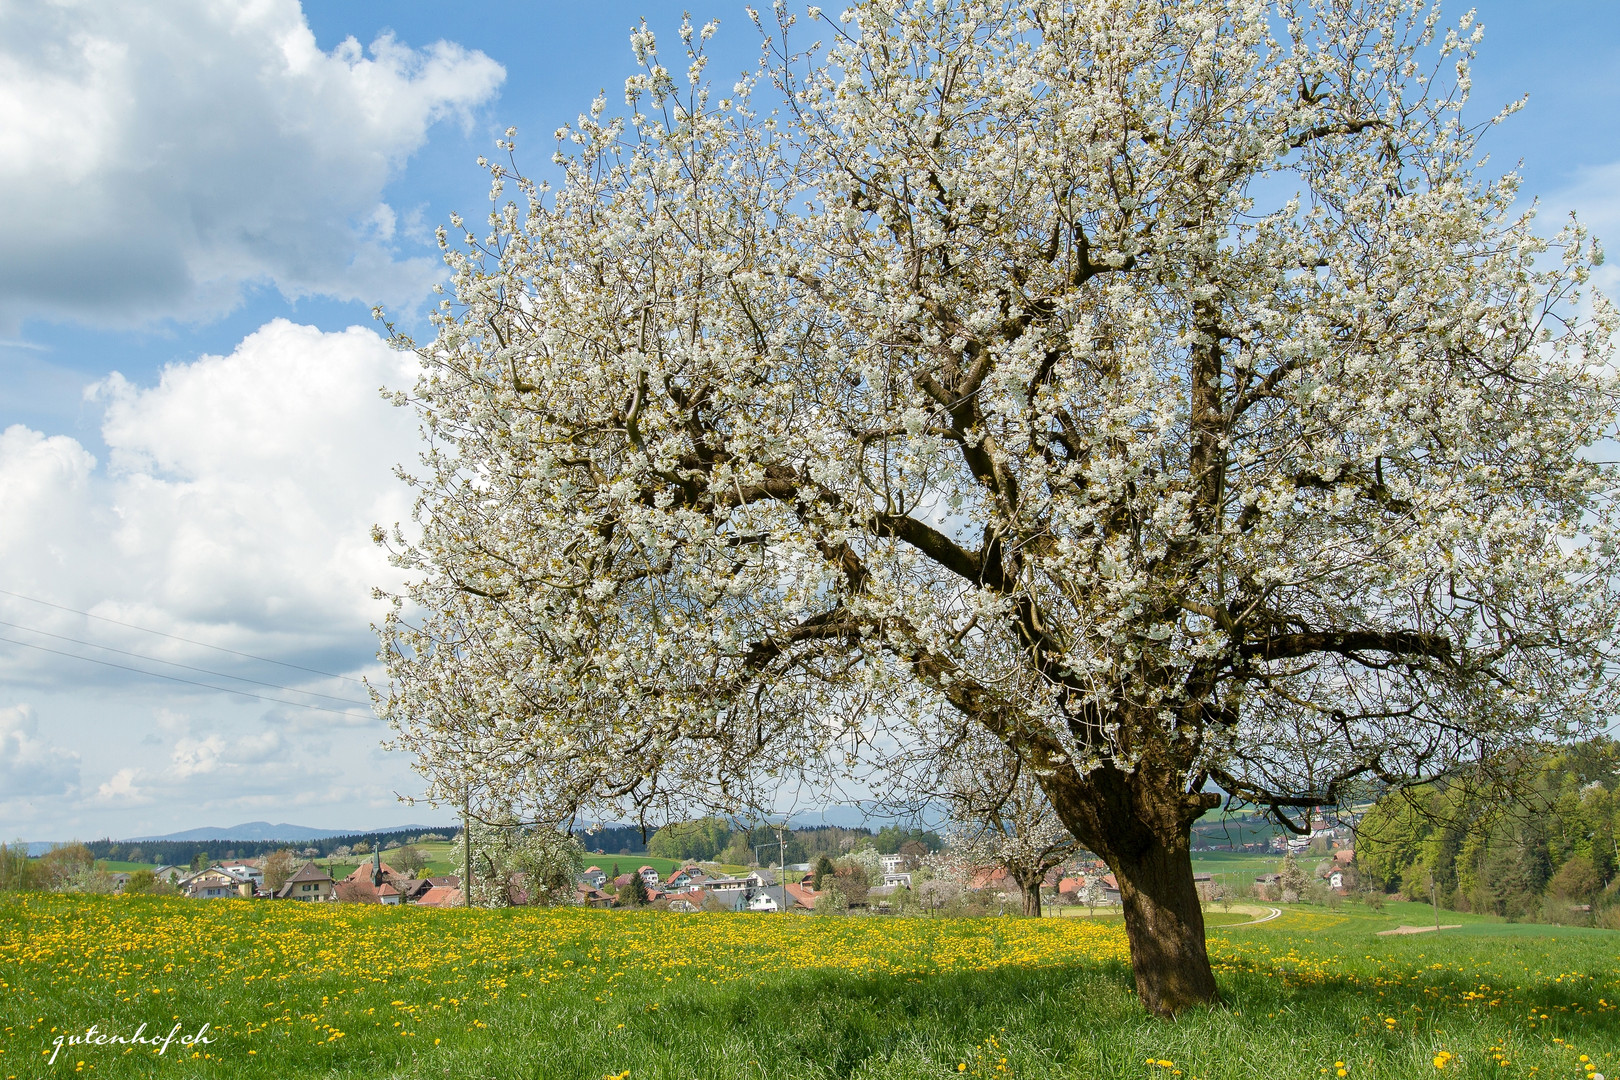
[0,0,503,328]
[0,319,420,688]
[0,704,80,798]
[97,767,141,803]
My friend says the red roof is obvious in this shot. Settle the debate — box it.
[415,886,463,907]
[783,882,818,909]
[967,866,1010,890]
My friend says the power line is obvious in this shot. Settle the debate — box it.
[0,634,374,720]
[0,587,369,686]
[0,617,371,708]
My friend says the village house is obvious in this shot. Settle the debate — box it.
[746,889,781,912]
[337,852,406,904]
[664,865,708,889]
[579,866,607,889]
[783,881,819,910]
[183,867,241,900]
[880,853,906,874]
[219,864,262,896]
[398,877,435,903]
[275,862,336,902]
[152,865,189,886]
[1101,873,1121,905]
[575,885,613,908]
[697,873,752,899]
[415,885,463,908]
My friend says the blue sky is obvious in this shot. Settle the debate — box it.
[1,1,1617,842]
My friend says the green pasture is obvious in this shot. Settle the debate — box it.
[1,891,1614,1079]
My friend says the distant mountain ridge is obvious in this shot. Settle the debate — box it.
[122,822,451,843]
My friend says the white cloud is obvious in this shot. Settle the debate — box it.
[0,319,419,688]
[0,0,504,328]
[97,767,141,802]
[0,703,81,798]
[0,319,435,836]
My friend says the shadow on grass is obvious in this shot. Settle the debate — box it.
[579,948,1619,1080]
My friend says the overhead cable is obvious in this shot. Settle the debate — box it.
[0,586,369,685]
[0,634,375,720]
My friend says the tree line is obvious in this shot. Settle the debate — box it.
[66,829,452,867]
[1356,739,1620,926]
[637,819,942,866]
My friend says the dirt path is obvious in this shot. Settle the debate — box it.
[1376,923,1462,936]
[1217,904,1283,927]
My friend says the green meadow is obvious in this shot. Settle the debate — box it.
[0,893,1614,1079]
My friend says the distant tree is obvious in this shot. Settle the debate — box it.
[814,879,850,915]
[621,871,650,907]
[126,847,143,863]
[0,841,39,891]
[189,851,208,871]
[647,818,731,861]
[1081,877,1108,918]
[830,863,871,908]
[263,850,297,894]
[352,842,371,856]
[1547,855,1602,904]
[898,839,930,864]
[810,855,836,891]
[124,869,157,896]
[873,826,906,855]
[334,880,376,904]
[460,822,585,907]
[931,732,1077,917]
[1277,854,1310,904]
[393,845,428,877]
[39,845,99,890]
[1358,739,1618,920]
[44,845,113,894]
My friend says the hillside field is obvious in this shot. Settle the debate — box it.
[0,893,1614,1079]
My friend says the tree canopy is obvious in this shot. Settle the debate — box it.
[377,0,1618,1014]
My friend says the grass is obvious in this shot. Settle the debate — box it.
[0,893,1615,1079]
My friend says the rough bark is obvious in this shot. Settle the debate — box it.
[1039,760,1221,1016]
[1109,835,1219,1016]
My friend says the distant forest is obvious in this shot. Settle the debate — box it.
[77,828,453,865]
[1357,738,1619,925]
[578,820,943,863]
[69,820,942,868]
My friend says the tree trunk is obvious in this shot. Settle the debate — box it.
[1110,837,1219,1016]
[1012,868,1043,917]
[1037,759,1221,1017]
